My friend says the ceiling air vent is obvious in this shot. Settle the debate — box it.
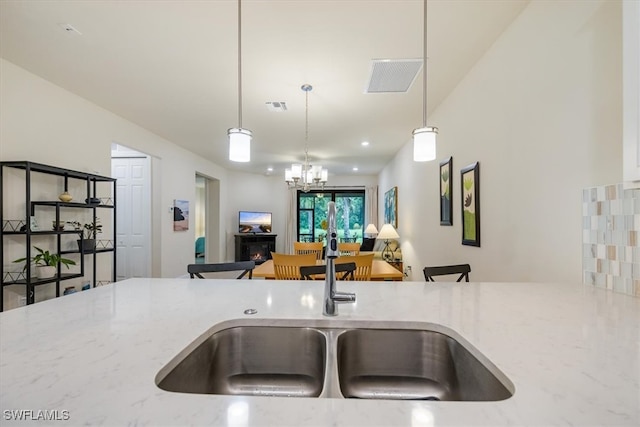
[266,101,288,112]
[365,59,423,93]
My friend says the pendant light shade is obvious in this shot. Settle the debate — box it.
[228,128,251,162]
[412,126,438,162]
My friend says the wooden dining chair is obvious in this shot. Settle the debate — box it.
[423,264,471,282]
[300,262,356,281]
[293,241,324,260]
[335,253,374,281]
[187,261,255,279]
[338,242,360,256]
[339,237,358,243]
[271,252,317,280]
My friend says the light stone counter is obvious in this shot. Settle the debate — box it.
[1,278,639,426]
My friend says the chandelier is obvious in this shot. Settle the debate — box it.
[285,84,328,192]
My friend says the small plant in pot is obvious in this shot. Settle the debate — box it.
[76,218,103,253]
[13,246,76,279]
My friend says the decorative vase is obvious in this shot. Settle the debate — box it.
[36,265,56,279]
[77,239,96,253]
[59,191,73,202]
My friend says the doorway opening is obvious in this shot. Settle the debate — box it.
[195,175,206,263]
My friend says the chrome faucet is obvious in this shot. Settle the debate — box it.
[323,201,356,316]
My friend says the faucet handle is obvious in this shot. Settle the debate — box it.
[326,201,339,258]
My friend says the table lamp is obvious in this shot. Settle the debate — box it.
[364,223,379,238]
[377,224,399,261]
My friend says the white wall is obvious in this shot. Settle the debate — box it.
[623,0,640,184]
[0,58,229,282]
[380,0,622,284]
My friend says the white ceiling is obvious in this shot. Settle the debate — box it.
[0,0,529,178]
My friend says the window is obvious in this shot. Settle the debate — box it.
[297,190,365,244]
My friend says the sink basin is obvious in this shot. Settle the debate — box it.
[337,328,513,401]
[156,320,514,401]
[157,326,326,397]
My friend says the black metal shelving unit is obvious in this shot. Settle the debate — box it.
[0,161,117,311]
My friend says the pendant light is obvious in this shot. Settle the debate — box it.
[413,0,438,162]
[228,0,251,162]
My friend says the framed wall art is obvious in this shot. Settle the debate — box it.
[440,156,453,226]
[460,162,480,247]
[384,186,398,229]
[173,199,189,231]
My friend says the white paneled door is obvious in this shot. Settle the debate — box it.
[112,156,151,280]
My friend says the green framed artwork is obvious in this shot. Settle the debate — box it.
[461,162,480,246]
[440,156,453,226]
[384,186,398,229]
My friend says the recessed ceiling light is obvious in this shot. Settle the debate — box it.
[361,141,370,146]
[267,167,273,172]
[353,167,359,172]
[58,23,82,35]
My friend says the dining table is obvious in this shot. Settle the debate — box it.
[253,258,404,281]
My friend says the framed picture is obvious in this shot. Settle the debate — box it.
[384,186,398,229]
[173,199,189,231]
[29,216,39,231]
[440,156,453,226]
[461,162,480,247]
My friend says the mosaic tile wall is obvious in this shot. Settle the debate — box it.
[582,183,640,296]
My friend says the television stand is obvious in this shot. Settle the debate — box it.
[235,234,276,265]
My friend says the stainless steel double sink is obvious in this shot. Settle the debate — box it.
[155,319,514,401]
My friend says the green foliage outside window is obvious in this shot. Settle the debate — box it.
[297,191,365,243]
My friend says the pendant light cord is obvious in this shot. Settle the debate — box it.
[305,87,309,156]
[422,0,427,127]
[301,84,312,166]
[238,0,243,129]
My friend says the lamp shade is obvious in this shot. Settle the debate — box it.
[378,223,399,240]
[412,126,438,161]
[364,224,379,235]
[228,128,252,162]
[320,168,328,182]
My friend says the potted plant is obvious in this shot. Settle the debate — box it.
[76,218,102,252]
[14,246,76,279]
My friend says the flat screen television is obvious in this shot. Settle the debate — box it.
[238,211,272,233]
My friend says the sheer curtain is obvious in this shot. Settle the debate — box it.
[284,188,297,254]
[365,185,378,229]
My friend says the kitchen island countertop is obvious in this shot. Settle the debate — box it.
[1,278,638,426]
